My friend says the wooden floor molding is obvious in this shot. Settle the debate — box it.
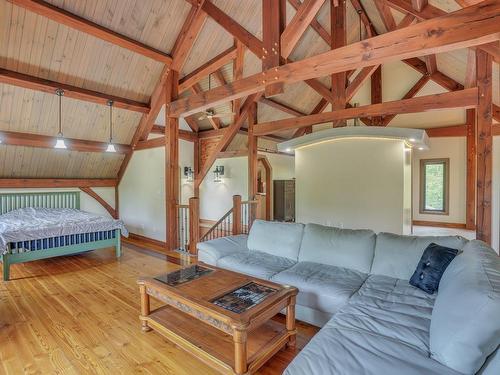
[412,220,469,229]
[0,245,318,374]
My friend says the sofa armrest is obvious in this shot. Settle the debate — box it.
[197,235,249,265]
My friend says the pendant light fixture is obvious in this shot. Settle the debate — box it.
[105,100,116,153]
[54,88,67,149]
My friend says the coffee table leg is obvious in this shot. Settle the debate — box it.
[286,296,297,348]
[233,329,248,375]
[139,284,152,332]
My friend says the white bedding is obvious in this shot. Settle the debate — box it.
[0,207,128,253]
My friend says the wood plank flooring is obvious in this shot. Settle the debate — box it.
[0,244,318,374]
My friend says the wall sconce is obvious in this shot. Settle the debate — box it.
[184,166,194,182]
[213,165,224,182]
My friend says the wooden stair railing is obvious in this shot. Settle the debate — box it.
[175,197,199,255]
[198,195,260,245]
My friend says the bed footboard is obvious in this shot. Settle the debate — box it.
[1,229,122,281]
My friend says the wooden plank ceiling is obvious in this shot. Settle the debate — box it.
[0,0,498,178]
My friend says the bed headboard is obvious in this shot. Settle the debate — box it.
[0,191,80,215]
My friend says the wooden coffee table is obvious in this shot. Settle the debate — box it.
[137,263,298,375]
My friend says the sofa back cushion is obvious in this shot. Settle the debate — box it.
[298,223,376,273]
[371,232,467,280]
[247,220,304,261]
[430,240,500,374]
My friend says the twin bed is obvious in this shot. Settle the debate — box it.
[0,191,127,281]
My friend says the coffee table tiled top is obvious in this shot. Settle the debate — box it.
[138,263,298,375]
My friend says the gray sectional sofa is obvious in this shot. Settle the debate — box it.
[197,220,500,375]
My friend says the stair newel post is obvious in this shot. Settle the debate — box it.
[233,195,242,235]
[188,197,200,255]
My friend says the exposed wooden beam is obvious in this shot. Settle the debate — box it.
[411,0,428,12]
[248,102,258,200]
[195,92,263,187]
[0,178,117,188]
[281,0,326,58]
[178,46,237,93]
[350,0,376,37]
[494,104,500,122]
[254,88,478,135]
[165,70,180,251]
[262,0,285,96]
[293,98,328,137]
[374,0,397,31]
[136,129,197,146]
[388,0,497,60]
[233,41,245,119]
[425,125,467,137]
[382,75,430,125]
[201,1,263,57]
[79,187,117,218]
[0,130,131,153]
[346,65,380,102]
[475,50,493,244]
[184,116,200,132]
[169,1,499,117]
[370,66,383,125]
[288,0,330,43]
[197,127,287,143]
[0,68,149,113]
[330,0,347,126]
[137,68,173,142]
[259,97,307,117]
[171,1,208,71]
[191,84,221,130]
[117,65,171,181]
[387,0,445,20]
[466,107,477,230]
[424,55,438,74]
[8,0,172,65]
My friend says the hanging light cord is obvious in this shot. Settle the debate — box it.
[56,88,64,136]
[108,100,114,142]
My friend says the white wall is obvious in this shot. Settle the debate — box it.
[262,153,295,180]
[200,157,249,221]
[0,187,115,217]
[295,138,410,234]
[119,138,194,241]
[412,137,467,224]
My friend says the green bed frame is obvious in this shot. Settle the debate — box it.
[0,191,121,281]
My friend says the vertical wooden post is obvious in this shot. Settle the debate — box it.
[466,109,476,230]
[248,102,258,225]
[331,0,346,127]
[233,195,242,235]
[188,197,200,255]
[475,50,492,244]
[262,0,284,97]
[193,137,200,197]
[371,65,382,125]
[465,49,477,231]
[165,70,180,251]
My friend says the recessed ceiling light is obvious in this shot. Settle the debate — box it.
[409,138,416,142]
[418,147,424,150]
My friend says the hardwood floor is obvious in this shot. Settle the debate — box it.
[0,245,318,374]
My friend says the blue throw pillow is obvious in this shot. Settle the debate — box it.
[409,243,459,294]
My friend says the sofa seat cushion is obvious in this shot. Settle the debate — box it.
[331,275,436,352]
[283,326,460,375]
[197,235,248,265]
[298,223,376,273]
[217,250,296,280]
[371,232,468,280]
[271,262,367,314]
